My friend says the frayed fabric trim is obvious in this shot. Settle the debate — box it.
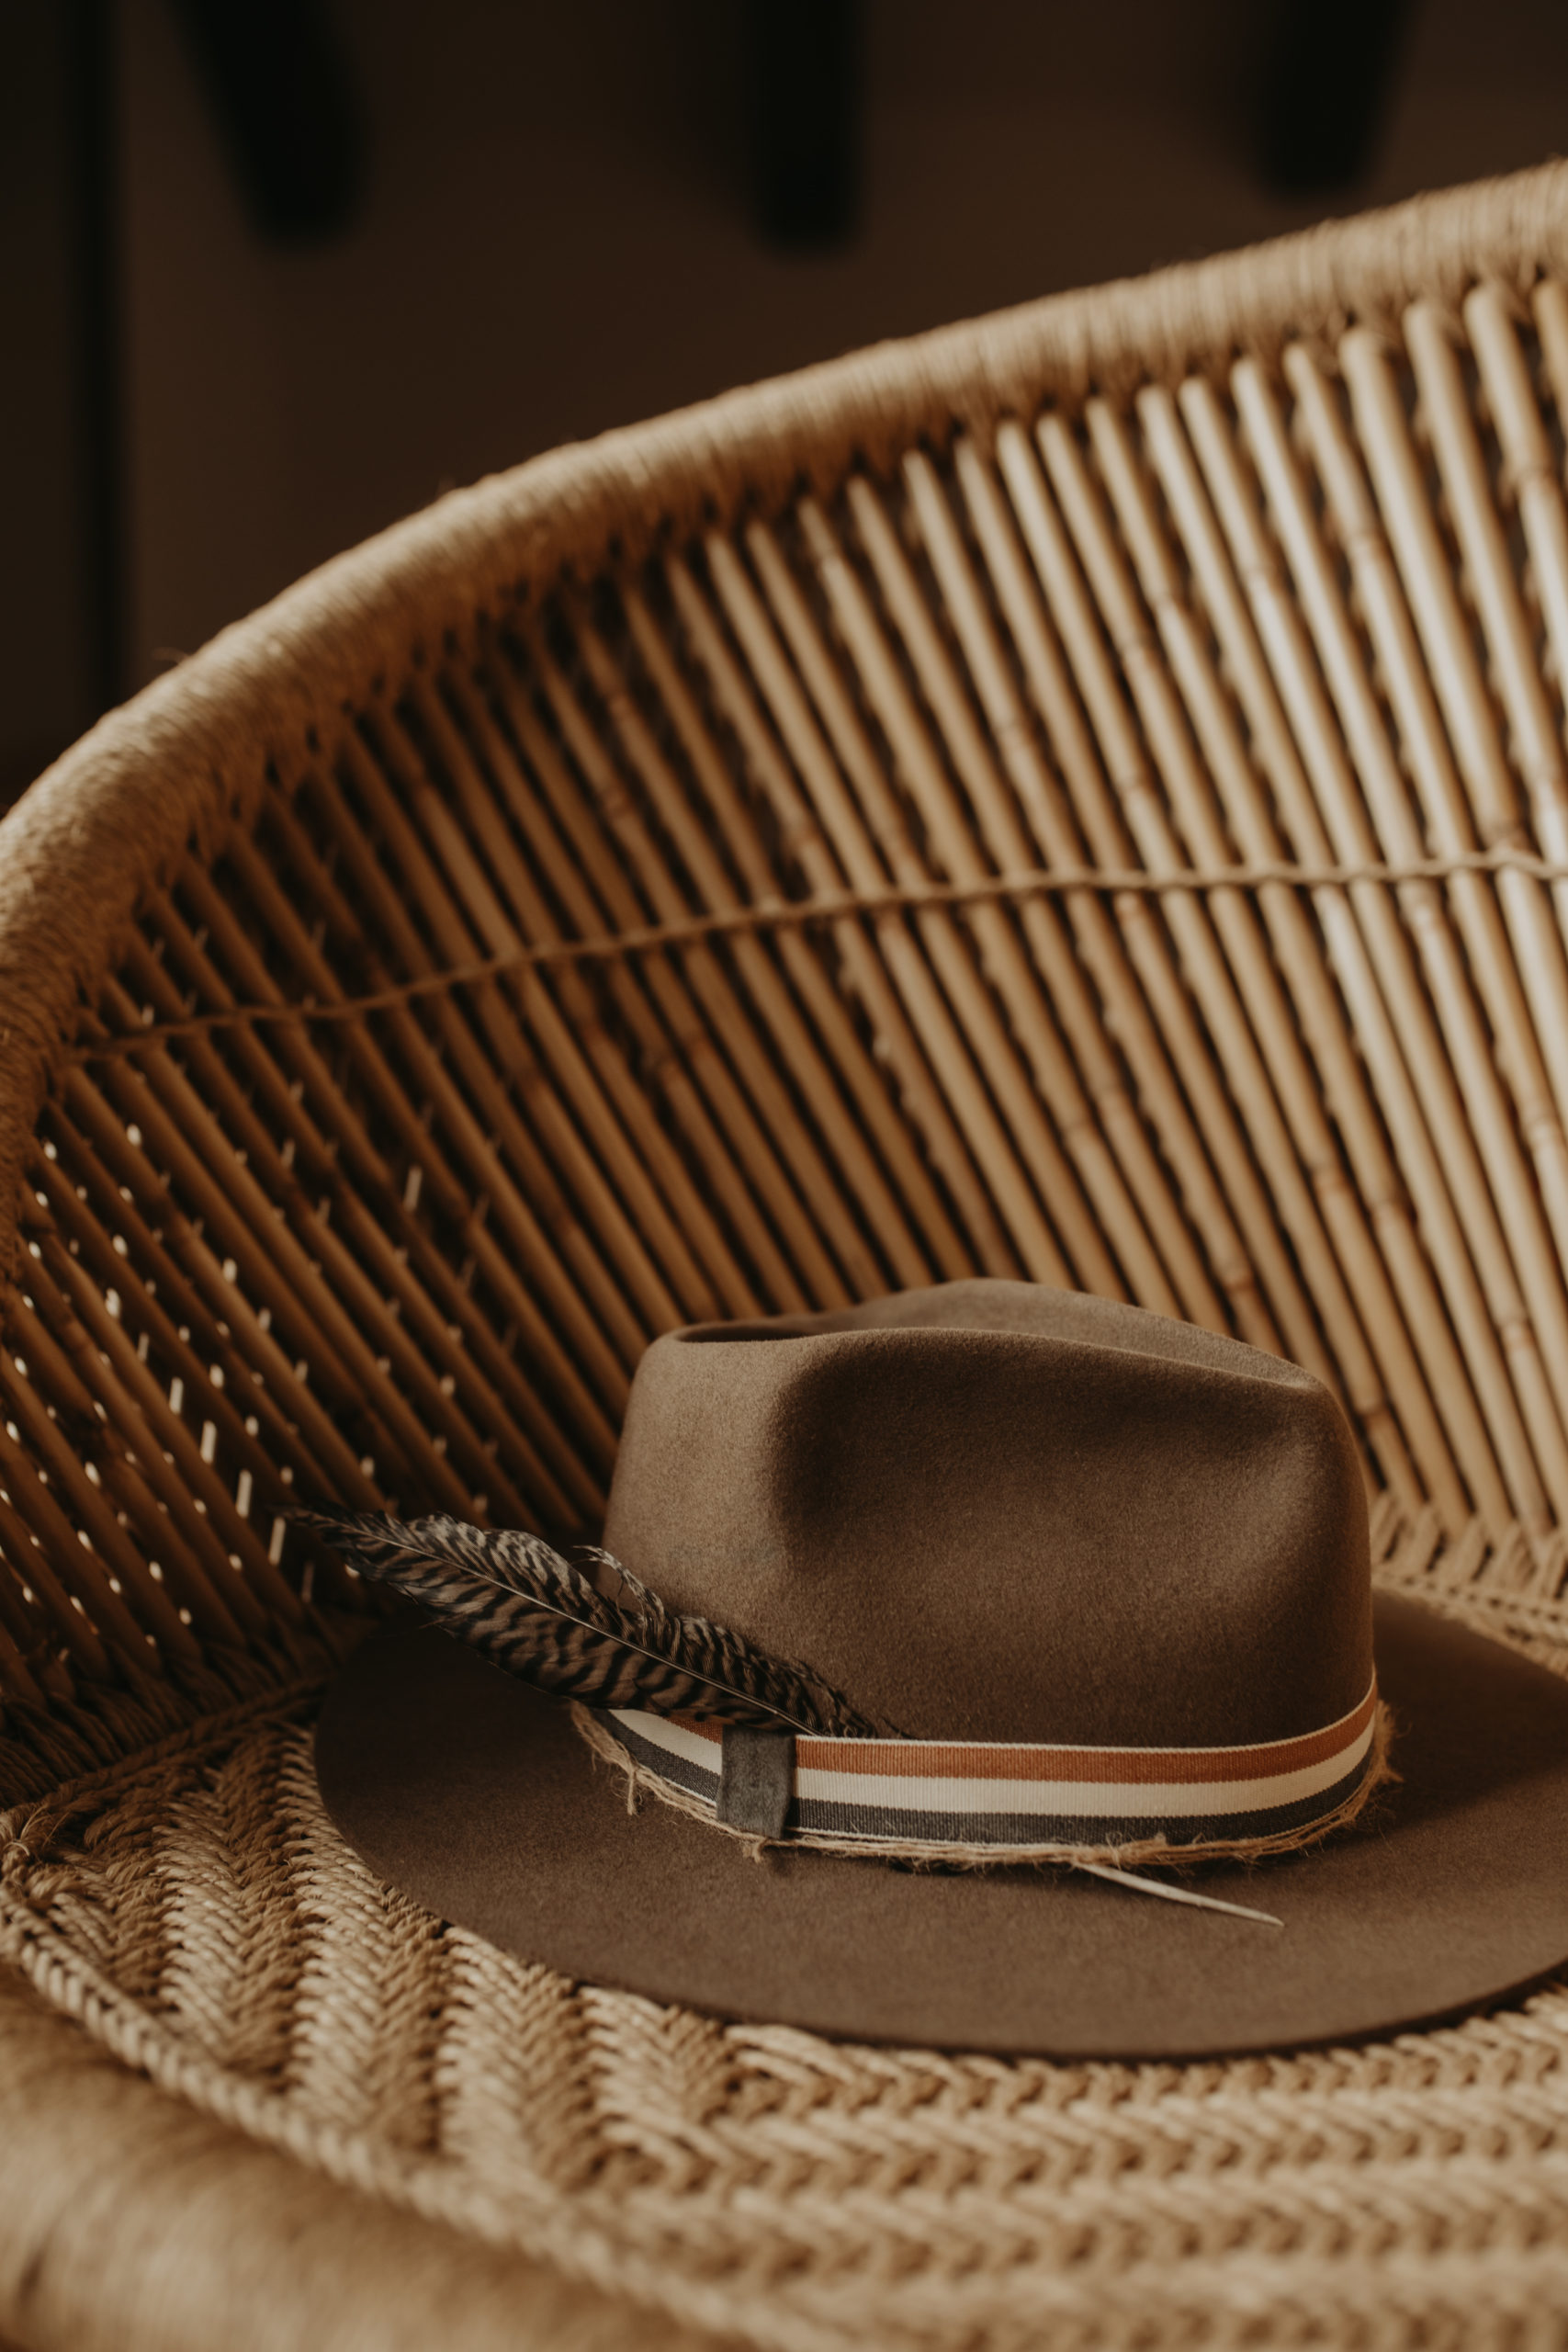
[570,1701,1397,1872]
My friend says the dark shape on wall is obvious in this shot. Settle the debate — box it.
[166,0,365,243]
[1259,0,1414,196]
[67,0,124,716]
[747,0,861,249]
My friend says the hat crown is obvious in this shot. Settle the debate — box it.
[603,1282,1372,1747]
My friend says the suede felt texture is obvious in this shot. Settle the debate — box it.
[315,1595,1568,2059]
[603,1283,1371,1747]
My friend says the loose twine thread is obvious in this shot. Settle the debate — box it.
[71,844,1568,1064]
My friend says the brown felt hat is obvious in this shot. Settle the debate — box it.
[317,1282,1568,2058]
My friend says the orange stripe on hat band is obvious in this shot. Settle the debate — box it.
[644,1681,1375,1786]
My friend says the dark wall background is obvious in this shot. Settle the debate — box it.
[7,0,1568,803]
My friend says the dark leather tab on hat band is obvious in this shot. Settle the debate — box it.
[716,1727,796,1838]
[595,1679,1380,1853]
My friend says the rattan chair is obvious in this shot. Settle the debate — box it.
[7,159,1568,2352]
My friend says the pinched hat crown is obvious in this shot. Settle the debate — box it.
[603,1281,1373,1753]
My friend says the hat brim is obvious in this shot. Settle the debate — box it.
[314,1592,1568,2058]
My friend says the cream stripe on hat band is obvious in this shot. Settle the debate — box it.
[597,1679,1381,1854]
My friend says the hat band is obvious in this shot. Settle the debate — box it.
[589,1679,1382,1859]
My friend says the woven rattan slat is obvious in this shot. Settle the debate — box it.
[13,160,1568,2345]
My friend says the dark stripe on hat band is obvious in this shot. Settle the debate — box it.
[607,1722,718,1808]
[784,1752,1376,1849]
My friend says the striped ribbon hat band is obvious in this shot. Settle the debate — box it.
[598,1680,1381,1851]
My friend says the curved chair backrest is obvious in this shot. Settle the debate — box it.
[6,163,1568,1733]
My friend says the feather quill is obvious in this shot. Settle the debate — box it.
[290,1508,890,1736]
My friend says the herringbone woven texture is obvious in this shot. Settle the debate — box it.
[2,1510,1565,2352]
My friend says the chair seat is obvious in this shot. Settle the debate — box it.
[5,1518,1568,2349]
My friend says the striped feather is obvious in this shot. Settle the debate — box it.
[289,1509,888,1736]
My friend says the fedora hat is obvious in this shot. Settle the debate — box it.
[311,1281,1568,2059]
